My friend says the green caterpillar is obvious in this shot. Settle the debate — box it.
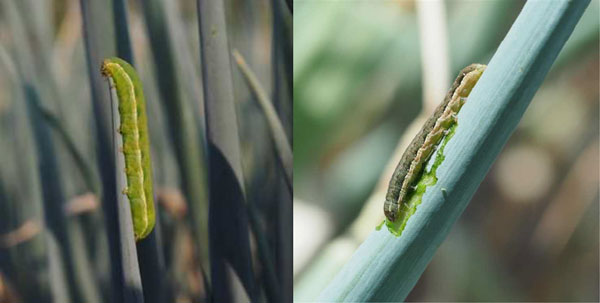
[101,57,155,241]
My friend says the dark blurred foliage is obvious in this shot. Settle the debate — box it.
[0,0,291,302]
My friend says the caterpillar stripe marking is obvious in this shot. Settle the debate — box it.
[383,64,486,223]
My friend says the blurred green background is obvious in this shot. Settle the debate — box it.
[293,1,599,301]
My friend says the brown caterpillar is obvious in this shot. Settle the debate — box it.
[384,64,486,222]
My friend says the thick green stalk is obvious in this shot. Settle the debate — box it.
[140,0,210,281]
[79,0,123,301]
[318,0,591,301]
[107,77,144,303]
[197,0,257,301]
[112,0,134,64]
